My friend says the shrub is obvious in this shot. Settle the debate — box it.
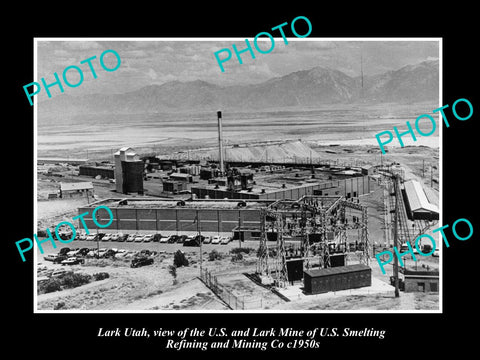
[173,250,189,267]
[54,301,66,310]
[208,249,222,261]
[62,273,92,289]
[93,272,110,281]
[230,247,255,255]
[231,253,243,262]
[41,279,62,294]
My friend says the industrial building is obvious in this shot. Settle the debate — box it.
[162,180,188,194]
[77,198,272,235]
[303,264,372,295]
[403,179,439,220]
[114,147,144,195]
[79,164,115,179]
[59,182,93,198]
[192,175,375,200]
[404,269,439,292]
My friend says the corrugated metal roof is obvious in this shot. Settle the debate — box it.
[60,182,93,191]
[404,180,438,214]
[304,264,371,278]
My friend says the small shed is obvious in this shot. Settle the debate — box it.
[163,180,187,194]
[170,172,193,183]
[404,270,439,292]
[59,182,93,198]
[303,264,371,295]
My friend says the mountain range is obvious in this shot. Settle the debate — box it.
[39,59,439,114]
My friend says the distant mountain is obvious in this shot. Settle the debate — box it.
[39,60,439,114]
[359,60,439,102]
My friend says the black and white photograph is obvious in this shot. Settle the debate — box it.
[33,38,441,312]
[7,7,478,355]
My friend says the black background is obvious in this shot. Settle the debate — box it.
[7,4,477,356]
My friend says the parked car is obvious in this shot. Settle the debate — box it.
[168,235,180,244]
[134,235,145,242]
[57,231,73,240]
[126,234,136,242]
[77,248,90,256]
[176,235,188,244]
[67,249,81,257]
[124,251,137,259]
[58,248,71,256]
[97,248,108,257]
[44,254,58,262]
[78,233,88,241]
[139,249,153,257]
[61,257,85,265]
[432,248,439,257]
[114,249,128,258]
[159,235,170,243]
[117,233,127,242]
[51,269,67,277]
[203,236,212,244]
[220,236,231,245]
[103,249,117,258]
[211,236,221,244]
[195,235,205,243]
[86,234,98,241]
[102,233,113,241]
[143,234,154,243]
[183,237,200,247]
[53,255,69,264]
[131,257,154,268]
[152,234,162,242]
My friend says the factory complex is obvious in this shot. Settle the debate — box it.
[36,112,440,311]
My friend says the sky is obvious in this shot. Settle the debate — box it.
[36,39,440,96]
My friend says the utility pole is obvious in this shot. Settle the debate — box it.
[393,176,400,298]
[238,211,242,248]
[430,164,433,188]
[196,213,203,275]
[95,211,100,259]
[217,111,225,175]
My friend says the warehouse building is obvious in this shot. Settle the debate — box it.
[303,264,372,295]
[192,175,375,201]
[403,179,439,220]
[79,164,115,179]
[77,198,273,235]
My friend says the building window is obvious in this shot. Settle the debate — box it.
[430,282,438,292]
[417,282,425,292]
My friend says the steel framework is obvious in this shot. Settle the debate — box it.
[256,195,370,287]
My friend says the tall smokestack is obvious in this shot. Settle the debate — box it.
[217,110,224,175]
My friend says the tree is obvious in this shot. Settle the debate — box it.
[173,250,189,267]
